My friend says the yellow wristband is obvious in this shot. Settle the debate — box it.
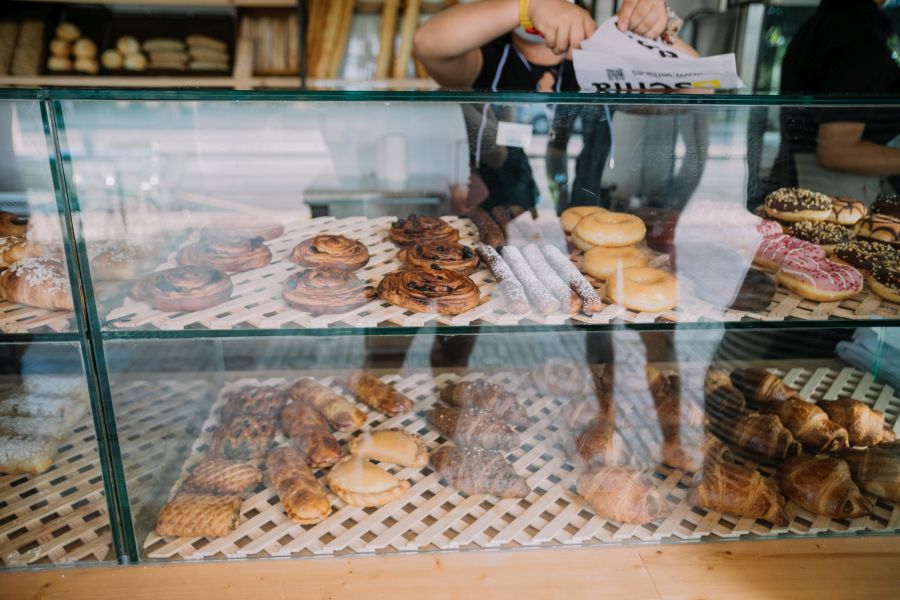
[519,0,536,31]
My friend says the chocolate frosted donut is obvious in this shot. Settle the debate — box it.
[868,259,900,303]
[788,220,854,251]
[827,197,867,226]
[764,187,832,222]
[0,211,28,237]
[398,241,479,275]
[855,214,900,246]
[831,240,896,274]
[871,194,900,218]
[282,269,376,314]
[377,268,479,315]
[131,266,233,312]
[176,232,272,273]
[290,235,369,272]
[389,215,460,247]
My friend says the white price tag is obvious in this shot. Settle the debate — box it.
[496,121,534,149]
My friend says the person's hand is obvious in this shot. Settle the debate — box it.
[529,0,597,55]
[617,0,668,40]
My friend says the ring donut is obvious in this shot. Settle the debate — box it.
[574,211,646,248]
[560,206,606,233]
[826,197,867,226]
[582,246,648,281]
[571,229,595,251]
[764,187,831,222]
[868,260,900,303]
[607,267,677,312]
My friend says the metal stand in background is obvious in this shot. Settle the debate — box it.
[296,0,308,89]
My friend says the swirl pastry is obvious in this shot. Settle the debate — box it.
[177,232,272,273]
[202,217,284,241]
[282,269,376,314]
[290,235,369,272]
[377,268,480,315]
[389,215,460,247]
[131,266,233,312]
[0,258,73,311]
[398,241,479,275]
[0,211,28,237]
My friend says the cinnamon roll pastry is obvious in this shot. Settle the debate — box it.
[220,385,288,424]
[282,269,376,314]
[398,241,479,275]
[346,372,413,417]
[0,258,73,311]
[377,268,480,315]
[176,232,272,273]
[0,236,43,269]
[202,217,284,241]
[289,235,369,272]
[389,215,460,247]
[0,211,28,237]
[131,266,233,312]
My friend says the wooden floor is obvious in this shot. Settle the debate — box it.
[3,536,899,600]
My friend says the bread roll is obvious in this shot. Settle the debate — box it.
[72,38,97,59]
[101,49,123,70]
[49,39,71,58]
[74,58,98,74]
[46,56,72,71]
[123,53,147,71]
[117,36,140,55]
[55,23,81,42]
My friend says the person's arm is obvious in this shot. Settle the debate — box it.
[817,122,900,177]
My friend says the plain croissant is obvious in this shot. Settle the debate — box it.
[818,398,894,447]
[576,466,669,524]
[719,413,802,460]
[836,447,900,502]
[760,397,849,452]
[731,368,800,404]
[689,461,788,526]
[778,456,872,518]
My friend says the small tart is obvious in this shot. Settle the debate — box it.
[347,429,428,468]
[326,456,411,507]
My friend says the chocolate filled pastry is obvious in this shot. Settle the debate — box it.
[831,240,896,275]
[764,187,832,222]
[279,399,342,468]
[266,446,331,524]
[346,372,413,417]
[818,398,894,447]
[326,456,410,507]
[717,413,802,460]
[475,244,529,314]
[289,377,366,431]
[440,380,529,428]
[282,269,376,314]
[398,241,479,275]
[868,260,900,303]
[209,415,275,460]
[730,368,799,405]
[0,258,73,311]
[176,232,272,273]
[787,220,854,252]
[855,214,900,246]
[827,197,867,226]
[154,493,243,538]
[778,456,872,518]
[429,404,519,451]
[389,215,460,247]
[0,211,28,237]
[703,368,746,420]
[201,217,284,241]
[871,194,900,218]
[220,385,288,424]
[182,458,263,496]
[290,234,370,272]
[131,266,233,312]
[347,429,428,468]
[759,397,849,452]
[377,268,480,315]
[430,445,530,498]
[467,207,505,248]
[836,447,900,502]
[576,467,669,524]
[0,236,43,269]
[688,461,788,526]
[672,243,775,311]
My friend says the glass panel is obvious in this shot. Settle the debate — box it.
[0,340,113,567]
[102,326,898,562]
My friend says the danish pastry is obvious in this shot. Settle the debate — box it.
[201,217,284,241]
[377,268,480,315]
[176,232,271,273]
[0,258,73,311]
[389,215,459,246]
[576,467,669,524]
[326,456,411,507]
[131,266,233,312]
[282,269,376,314]
[398,241,479,275]
[290,235,369,272]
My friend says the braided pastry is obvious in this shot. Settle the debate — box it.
[131,266,233,312]
[154,493,242,538]
[377,268,480,315]
[0,236,43,269]
[398,241,479,275]
[282,269,376,314]
[290,235,369,272]
[389,215,459,247]
[176,232,272,273]
[0,258,73,310]
[0,211,28,237]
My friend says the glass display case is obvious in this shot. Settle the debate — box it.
[1,89,898,566]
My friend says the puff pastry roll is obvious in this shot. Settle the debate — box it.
[430,445,530,498]
[719,413,801,460]
[154,493,243,538]
[689,461,788,526]
[778,456,872,518]
[208,415,275,460]
[220,385,287,424]
[266,446,331,524]
[182,458,263,495]
[576,467,669,525]
[289,378,366,431]
[0,434,59,475]
[326,456,410,507]
[439,380,529,428]
[818,398,895,447]
[347,428,428,468]
[429,404,519,452]
[279,399,341,468]
[760,397,849,452]
[730,368,799,405]
[346,372,413,417]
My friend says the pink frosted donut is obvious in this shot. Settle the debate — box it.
[777,255,863,302]
[753,234,825,270]
[755,219,783,238]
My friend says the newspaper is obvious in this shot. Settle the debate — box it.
[573,18,744,92]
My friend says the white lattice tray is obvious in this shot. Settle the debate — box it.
[0,301,73,334]
[143,364,900,561]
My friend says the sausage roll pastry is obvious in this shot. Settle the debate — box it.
[326,456,411,507]
[347,428,428,468]
[154,493,243,538]
[182,458,263,496]
[346,372,413,417]
[279,399,342,468]
[266,446,332,525]
[208,415,275,460]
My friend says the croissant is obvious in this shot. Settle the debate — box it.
[836,448,900,502]
[576,467,669,524]
[731,368,799,404]
[439,380,529,428]
[719,413,801,460]
[688,461,788,526]
[428,404,519,452]
[279,399,342,468]
[703,368,746,420]
[661,434,733,472]
[289,378,366,431]
[647,366,680,443]
[778,456,872,518]
[760,397,849,452]
[818,398,892,447]
[575,420,625,467]
[430,445,530,498]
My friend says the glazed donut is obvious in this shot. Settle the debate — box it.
[827,197,867,226]
[764,187,832,222]
[560,206,606,233]
[607,267,677,312]
[571,229,595,252]
[177,232,272,273]
[776,255,863,302]
[753,234,825,270]
[201,217,284,241]
[871,194,900,218]
[131,266,233,312]
[574,211,646,248]
[377,268,480,315]
[389,215,459,247]
[398,241,479,275]
[831,241,896,274]
[0,211,28,237]
[282,269,376,314]
[868,260,900,303]
[290,234,369,272]
[855,214,900,246]
[582,245,648,281]
[787,220,854,253]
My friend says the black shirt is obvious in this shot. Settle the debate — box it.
[472,35,580,92]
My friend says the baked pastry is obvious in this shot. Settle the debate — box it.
[787,220,853,253]
[720,413,801,460]
[759,397,849,452]
[182,459,263,495]
[871,194,900,218]
[831,240,896,275]
[282,269,376,314]
[290,235,369,272]
[521,244,582,313]
[154,493,242,538]
[574,211,646,247]
[703,368,746,420]
[289,378,366,431]
[576,467,669,524]
[575,420,624,466]
[855,214,900,246]
[0,258,73,311]
[827,197,867,226]
[837,447,900,501]
[143,38,186,53]
[377,268,480,315]
[219,385,288,423]
[583,246,648,281]
[430,445,530,498]
[439,380,529,428]
[429,404,519,451]
[116,36,140,55]
[468,207,506,249]
[187,35,227,52]
[0,211,28,237]
[123,53,147,71]
[753,234,826,270]
[348,429,428,468]
[56,23,81,42]
[177,232,271,273]
[72,38,97,59]
[89,241,158,281]
[208,415,275,460]
[501,246,559,314]
[778,456,871,518]
[389,215,459,247]
[777,254,863,302]
[131,266,233,312]
[0,236,42,269]
[0,434,59,475]
[200,216,282,241]
[688,461,788,526]
[474,244,529,314]
[0,416,69,441]
[560,206,605,233]
[764,187,832,222]
[279,399,342,469]
[326,456,411,507]
[540,244,604,314]
[346,372,413,417]
[730,368,800,405]
[818,398,894,447]
[100,49,123,70]
[607,266,678,313]
[869,260,899,303]
[73,57,98,74]
[398,241,479,275]
[266,446,331,524]
[756,218,784,238]
[0,392,87,426]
